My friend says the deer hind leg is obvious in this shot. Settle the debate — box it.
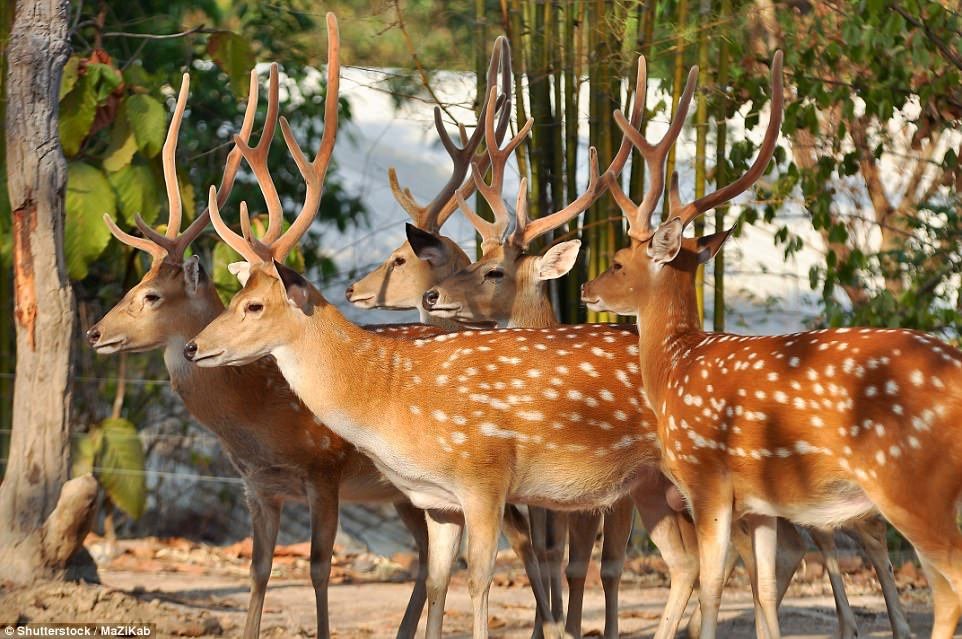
[849,516,912,638]
[424,510,464,639]
[243,490,281,639]
[633,484,699,639]
[745,514,782,639]
[306,480,340,639]
[600,497,633,639]
[810,527,859,639]
[528,506,549,639]
[502,505,555,638]
[393,501,430,639]
[465,498,518,639]
[564,510,601,639]
[690,483,734,639]
[545,510,569,626]
[919,555,961,639]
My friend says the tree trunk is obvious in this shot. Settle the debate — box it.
[0,0,98,585]
[0,0,15,471]
[713,0,731,331]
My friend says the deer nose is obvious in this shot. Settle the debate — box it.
[422,289,439,310]
[345,285,355,301]
[86,326,101,346]
[183,341,198,361]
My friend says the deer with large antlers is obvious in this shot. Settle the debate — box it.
[87,22,441,639]
[582,52,940,639]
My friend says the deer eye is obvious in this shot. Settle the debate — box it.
[393,256,406,267]
[612,262,623,271]
[246,302,264,313]
[144,292,161,303]
[484,269,504,281]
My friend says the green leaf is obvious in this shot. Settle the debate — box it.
[71,428,104,478]
[102,111,139,173]
[65,161,116,280]
[99,418,146,520]
[60,56,81,98]
[208,31,256,99]
[212,236,245,305]
[86,63,123,104]
[125,94,166,158]
[108,162,162,225]
[59,74,97,157]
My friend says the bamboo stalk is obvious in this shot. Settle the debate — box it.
[629,1,655,207]
[663,0,689,218]
[561,0,582,323]
[693,0,711,323]
[474,0,491,257]
[713,0,732,332]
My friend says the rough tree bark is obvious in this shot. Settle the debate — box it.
[0,0,98,585]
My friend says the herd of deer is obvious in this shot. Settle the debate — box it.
[84,12,962,639]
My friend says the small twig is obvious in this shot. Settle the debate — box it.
[391,0,461,126]
[102,24,212,41]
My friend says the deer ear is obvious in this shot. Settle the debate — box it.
[182,255,206,296]
[695,226,735,264]
[534,240,581,280]
[273,260,311,312]
[406,223,450,266]
[647,217,684,264]
[227,261,252,287]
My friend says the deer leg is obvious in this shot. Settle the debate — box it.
[691,484,734,639]
[306,480,340,639]
[747,514,781,639]
[529,506,549,639]
[849,517,912,638]
[424,509,464,639]
[689,538,741,639]
[243,491,281,639]
[393,501,430,639]
[730,518,769,639]
[600,497,633,639]
[502,504,555,637]
[564,510,601,639]
[811,528,859,639]
[633,482,700,639]
[918,555,961,639]
[545,510,568,625]
[464,498,509,639]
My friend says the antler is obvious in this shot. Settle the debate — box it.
[667,51,784,229]
[388,35,512,234]
[102,66,259,265]
[209,12,341,264]
[608,57,697,244]
[458,53,658,251]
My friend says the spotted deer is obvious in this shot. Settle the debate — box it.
[582,52,940,639]
[86,30,438,639]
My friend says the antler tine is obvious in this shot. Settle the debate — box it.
[167,66,263,260]
[670,51,784,228]
[161,73,190,240]
[514,147,604,248]
[388,35,512,233]
[233,63,283,243]
[610,64,698,242]
[207,186,264,264]
[103,214,167,262]
[455,181,509,251]
[269,12,340,262]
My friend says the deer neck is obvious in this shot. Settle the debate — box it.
[635,265,705,416]
[163,287,226,384]
[419,307,465,332]
[507,282,558,329]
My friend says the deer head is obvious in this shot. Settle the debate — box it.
[581,52,783,322]
[87,63,262,353]
[185,13,340,366]
[345,36,511,312]
[421,57,653,328]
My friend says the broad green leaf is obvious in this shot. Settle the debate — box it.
[108,162,162,225]
[99,418,146,520]
[208,31,256,99]
[212,240,244,305]
[125,94,166,158]
[60,56,81,98]
[178,170,196,224]
[65,161,116,280]
[71,428,103,478]
[102,112,139,173]
[59,75,97,157]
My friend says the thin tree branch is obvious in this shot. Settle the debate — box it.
[102,24,212,40]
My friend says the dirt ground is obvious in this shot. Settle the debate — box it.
[1,535,957,638]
